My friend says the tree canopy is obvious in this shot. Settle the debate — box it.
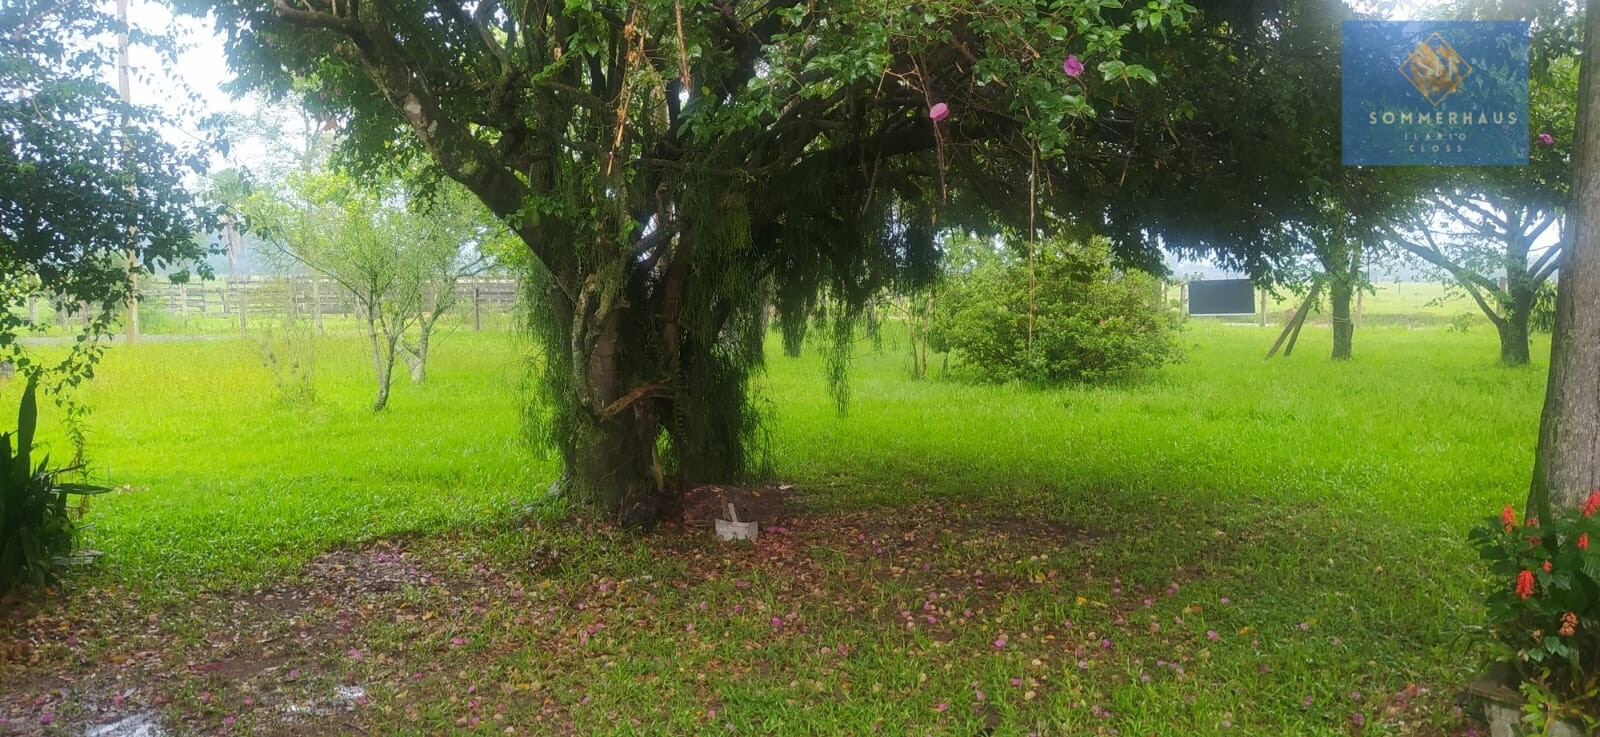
[1,0,215,386]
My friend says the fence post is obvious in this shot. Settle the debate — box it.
[239,290,248,335]
[79,300,89,330]
[27,294,37,323]
[1258,287,1267,327]
[55,295,67,329]
[179,283,189,319]
[473,286,482,331]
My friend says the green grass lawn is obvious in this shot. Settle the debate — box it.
[0,310,1547,736]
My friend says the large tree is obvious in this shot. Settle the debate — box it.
[187,0,1326,526]
[1531,0,1600,516]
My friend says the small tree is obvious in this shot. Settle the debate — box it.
[396,182,499,384]
[933,235,1180,384]
[248,170,496,409]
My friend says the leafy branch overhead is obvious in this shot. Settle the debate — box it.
[1,0,218,387]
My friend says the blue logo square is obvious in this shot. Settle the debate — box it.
[1342,21,1529,166]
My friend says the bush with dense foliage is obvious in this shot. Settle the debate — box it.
[0,376,108,594]
[1470,499,1600,731]
[931,237,1180,384]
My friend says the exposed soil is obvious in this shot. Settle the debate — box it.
[679,483,792,530]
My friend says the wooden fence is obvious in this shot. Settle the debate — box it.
[22,276,522,333]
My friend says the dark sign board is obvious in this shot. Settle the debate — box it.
[1188,279,1257,316]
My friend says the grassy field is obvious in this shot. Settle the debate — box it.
[0,304,1549,736]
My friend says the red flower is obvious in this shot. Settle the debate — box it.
[1581,533,1591,551]
[1501,505,1517,532]
[1584,490,1600,517]
[1544,560,1552,572]
[1516,570,1536,599]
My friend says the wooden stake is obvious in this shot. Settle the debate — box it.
[1265,278,1324,359]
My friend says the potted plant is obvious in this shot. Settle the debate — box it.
[1468,496,1600,737]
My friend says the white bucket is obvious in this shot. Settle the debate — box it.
[715,519,759,541]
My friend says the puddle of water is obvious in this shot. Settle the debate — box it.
[279,685,367,720]
[84,713,167,737]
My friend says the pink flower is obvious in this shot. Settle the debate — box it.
[1063,55,1085,78]
[348,648,363,661]
[1207,630,1220,641]
[993,637,1007,649]
[223,716,236,727]
[928,103,950,122]
[40,713,54,725]
[1538,133,1555,146]
[935,702,948,713]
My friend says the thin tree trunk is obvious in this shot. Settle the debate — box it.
[1530,0,1600,516]
[403,319,432,383]
[312,277,324,335]
[366,307,393,411]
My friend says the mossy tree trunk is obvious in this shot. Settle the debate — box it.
[1315,232,1360,361]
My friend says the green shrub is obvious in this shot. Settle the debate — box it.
[931,236,1180,384]
[0,374,108,594]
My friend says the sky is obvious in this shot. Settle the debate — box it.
[123,0,263,169]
